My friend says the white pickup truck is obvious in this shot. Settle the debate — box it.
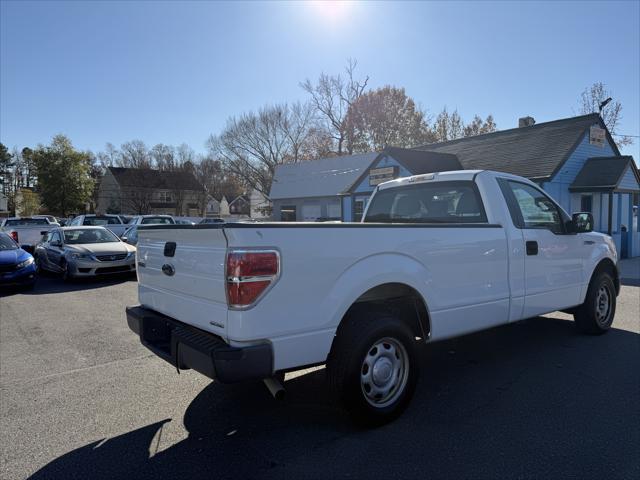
[0,217,58,252]
[126,170,619,426]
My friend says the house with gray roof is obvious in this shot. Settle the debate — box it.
[270,113,639,257]
[269,148,461,222]
[415,113,640,258]
[97,167,204,216]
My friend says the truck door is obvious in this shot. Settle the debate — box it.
[499,179,584,318]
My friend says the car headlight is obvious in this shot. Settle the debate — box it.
[70,252,93,260]
[16,257,34,269]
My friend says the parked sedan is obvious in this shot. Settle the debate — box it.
[0,232,37,288]
[34,226,136,280]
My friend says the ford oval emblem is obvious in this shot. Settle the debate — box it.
[162,264,175,276]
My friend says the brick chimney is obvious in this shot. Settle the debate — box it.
[518,116,536,128]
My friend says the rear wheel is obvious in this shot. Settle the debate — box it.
[574,272,616,334]
[327,309,419,427]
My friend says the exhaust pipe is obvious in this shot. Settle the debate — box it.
[263,376,285,400]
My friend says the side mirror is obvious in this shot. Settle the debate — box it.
[40,231,48,236]
[571,212,593,233]
[121,237,128,243]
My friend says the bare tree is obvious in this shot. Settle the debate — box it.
[431,107,465,142]
[150,144,176,170]
[463,114,498,137]
[176,143,196,168]
[118,140,151,168]
[207,102,316,197]
[301,58,369,155]
[124,189,153,214]
[578,82,633,147]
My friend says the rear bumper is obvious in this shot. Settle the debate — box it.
[126,305,273,383]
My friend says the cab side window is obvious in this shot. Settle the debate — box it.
[504,181,563,234]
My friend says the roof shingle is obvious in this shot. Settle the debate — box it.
[415,114,610,179]
[269,153,378,200]
[570,156,639,191]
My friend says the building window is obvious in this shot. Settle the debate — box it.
[581,195,593,213]
[354,199,365,222]
[158,191,172,203]
[327,201,341,220]
[281,205,296,221]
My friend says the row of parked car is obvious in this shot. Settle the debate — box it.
[0,214,224,290]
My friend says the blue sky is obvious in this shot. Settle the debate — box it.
[1,1,639,160]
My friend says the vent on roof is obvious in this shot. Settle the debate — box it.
[518,116,536,128]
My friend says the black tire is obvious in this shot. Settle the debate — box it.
[327,308,419,427]
[574,272,616,335]
[60,259,72,282]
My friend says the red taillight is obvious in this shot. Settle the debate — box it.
[226,250,279,308]
[10,231,18,243]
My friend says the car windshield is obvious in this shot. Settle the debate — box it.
[83,216,121,226]
[4,218,49,226]
[0,234,18,250]
[141,217,173,224]
[64,229,120,244]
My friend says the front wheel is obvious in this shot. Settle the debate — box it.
[574,272,616,334]
[327,309,419,427]
[60,259,72,282]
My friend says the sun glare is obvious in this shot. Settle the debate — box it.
[309,0,352,23]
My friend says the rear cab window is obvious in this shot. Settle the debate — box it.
[141,217,174,225]
[5,218,49,226]
[364,181,488,224]
[83,216,121,226]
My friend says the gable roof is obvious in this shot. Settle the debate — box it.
[108,167,202,191]
[228,195,249,206]
[269,153,378,200]
[415,113,618,180]
[569,156,640,192]
[345,147,463,193]
[380,147,462,175]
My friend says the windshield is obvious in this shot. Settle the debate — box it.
[83,216,121,226]
[364,181,487,224]
[63,229,120,244]
[0,234,18,250]
[141,216,173,225]
[5,218,49,226]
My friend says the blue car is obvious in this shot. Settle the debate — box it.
[0,232,37,288]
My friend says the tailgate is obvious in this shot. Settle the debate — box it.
[136,226,229,337]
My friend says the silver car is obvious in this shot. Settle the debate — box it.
[34,226,136,280]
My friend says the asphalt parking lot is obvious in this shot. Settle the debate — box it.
[1,275,639,480]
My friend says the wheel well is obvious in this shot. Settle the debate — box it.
[338,283,431,340]
[592,258,620,295]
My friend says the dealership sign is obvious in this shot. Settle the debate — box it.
[369,166,398,186]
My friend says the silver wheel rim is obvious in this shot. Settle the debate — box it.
[360,337,409,408]
[595,284,612,326]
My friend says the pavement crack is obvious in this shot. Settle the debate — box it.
[0,353,155,387]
